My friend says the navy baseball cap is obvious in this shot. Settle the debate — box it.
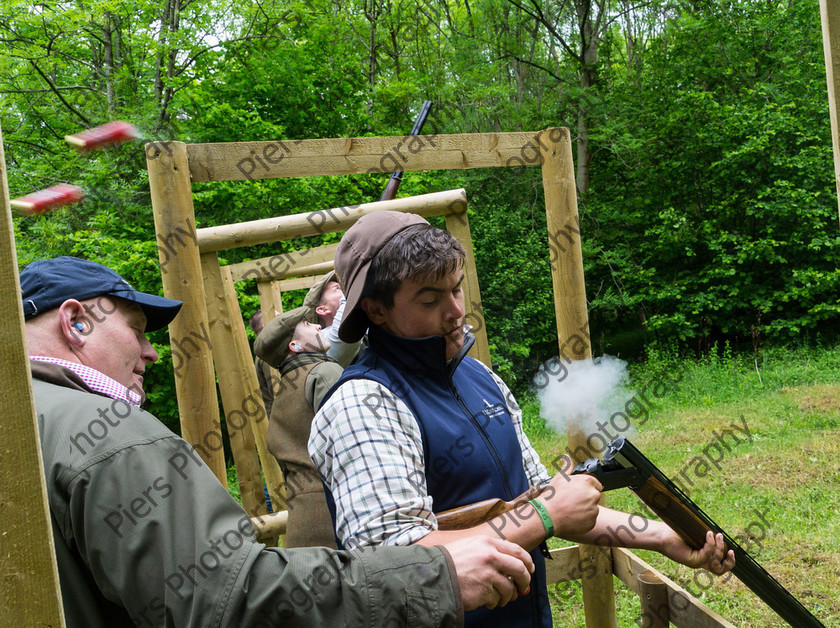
[20,256,182,332]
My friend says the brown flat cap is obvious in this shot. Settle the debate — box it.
[335,211,429,342]
[254,306,311,366]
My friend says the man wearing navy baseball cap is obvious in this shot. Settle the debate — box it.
[22,256,182,405]
[22,255,536,627]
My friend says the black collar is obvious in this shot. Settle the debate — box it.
[366,325,476,380]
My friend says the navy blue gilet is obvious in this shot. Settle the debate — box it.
[320,325,552,628]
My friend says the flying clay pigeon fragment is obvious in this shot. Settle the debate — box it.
[65,121,139,151]
[10,184,84,215]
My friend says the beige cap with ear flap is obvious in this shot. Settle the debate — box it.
[302,270,337,320]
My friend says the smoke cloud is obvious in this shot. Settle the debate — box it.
[534,355,635,440]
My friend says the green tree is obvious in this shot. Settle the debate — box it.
[585,0,840,352]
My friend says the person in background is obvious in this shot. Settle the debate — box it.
[23,255,537,627]
[250,309,279,418]
[302,270,363,367]
[255,305,341,547]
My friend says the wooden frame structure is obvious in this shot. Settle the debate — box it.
[821,0,840,225]
[3,6,838,619]
[146,128,732,627]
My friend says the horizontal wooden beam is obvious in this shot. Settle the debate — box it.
[545,546,588,584]
[197,189,466,253]
[186,130,562,182]
[272,274,328,292]
[227,243,339,282]
[252,510,288,542]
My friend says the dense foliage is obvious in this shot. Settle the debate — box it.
[3,0,839,430]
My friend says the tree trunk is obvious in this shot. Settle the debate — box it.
[103,10,116,116]
[575,0,599,197]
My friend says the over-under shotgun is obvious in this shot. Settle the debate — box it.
[571,437,824,627]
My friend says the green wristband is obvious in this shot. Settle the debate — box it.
[528,498,554,540]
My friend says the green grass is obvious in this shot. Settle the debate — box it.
[523,343,840,627]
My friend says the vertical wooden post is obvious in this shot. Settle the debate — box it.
[637,570,669,628]
[271,281,284,316]
[257,280,283,322]
[0,124,65,625]
[200,252,267,517]
[219,266,287,513]
[445,200,492,368]
[540,127,617,627]
[821,0,840,225]
[146,142,227,485]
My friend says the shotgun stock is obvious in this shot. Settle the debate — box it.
[572,437,825,628]
[435,483,546,531]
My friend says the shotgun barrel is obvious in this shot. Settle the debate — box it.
[379,100,433,201]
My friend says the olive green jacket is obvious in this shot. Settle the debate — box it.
[32,361,463,627]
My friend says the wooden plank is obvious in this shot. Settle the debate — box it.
[444,203,492,368]
[541,128,590,363]
[820,0,840,225]
[270,282,284,316]
[612,549,734,628]
[227,243,339,282]
[147,142,227,484]
[0,125,66,626]
[197,189,468,253]
[236,260,334,285]
[577,544,617,627]
[220,265,287,516]
[252,510,288,541]
[271,273,328,293]
[200,252,266,518]
[187,132,549,182]
[257,281,280,323]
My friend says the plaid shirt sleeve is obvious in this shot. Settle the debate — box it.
[309,378,436,548]
[485,367,551,486]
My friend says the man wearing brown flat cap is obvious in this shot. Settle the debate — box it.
[309,211,735,627]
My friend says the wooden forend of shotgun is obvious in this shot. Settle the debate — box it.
[252,483,545,541]
[435,483,547,531]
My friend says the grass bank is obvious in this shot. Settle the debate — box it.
[522,343,840,627]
